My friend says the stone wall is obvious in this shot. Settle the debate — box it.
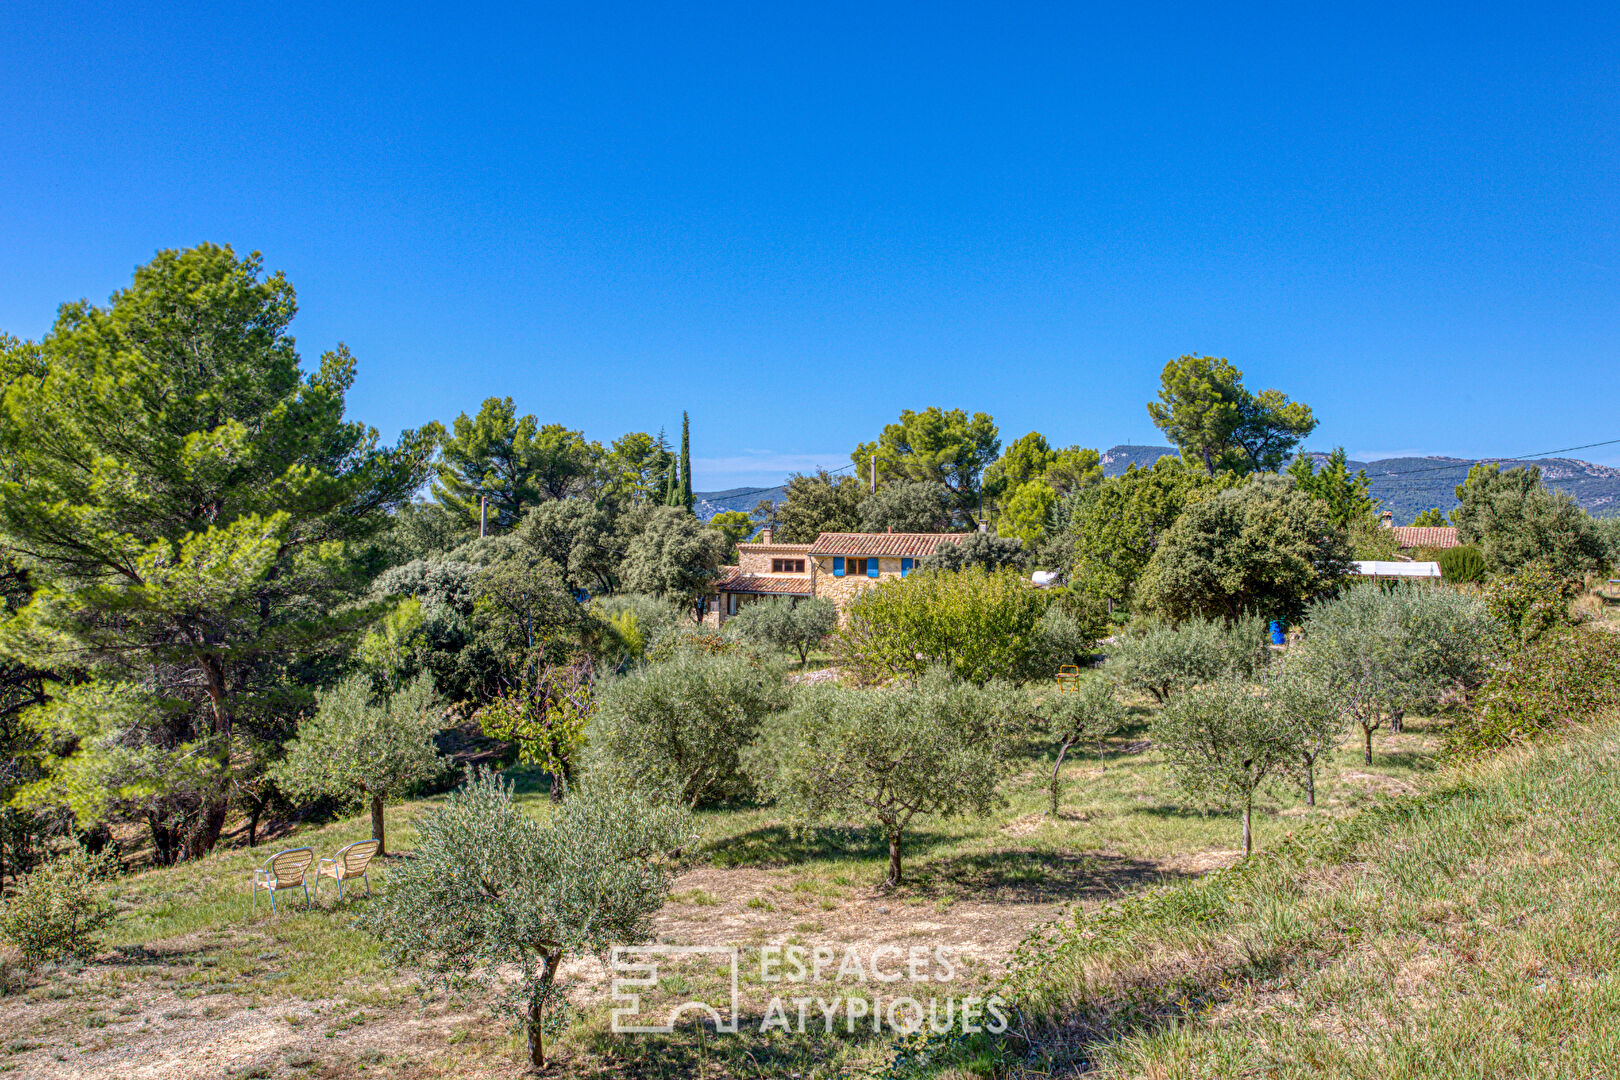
[811,555,910,619]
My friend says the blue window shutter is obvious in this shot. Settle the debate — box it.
[867,558,880,578]
[833,556,845,577]
[901,558,913,577]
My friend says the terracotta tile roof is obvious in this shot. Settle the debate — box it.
[1389,526,1460,549]
[735,541,814,553]
[808,532,967,558]
[713,567,813,596]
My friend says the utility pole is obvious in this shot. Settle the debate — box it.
[870,455,877,494]
[480,495,487,538]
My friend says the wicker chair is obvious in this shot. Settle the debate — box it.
[316,839,380,901]
[253,847,315,913]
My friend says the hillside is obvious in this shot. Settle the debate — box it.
[1101,444,1620,522]
[1004,719,1620,1078]
[692,485,786,522]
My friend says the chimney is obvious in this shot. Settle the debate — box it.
[978,520,989,533]
[1380,511,1393,529]
[759,527,773,544]
[887,526,893,533]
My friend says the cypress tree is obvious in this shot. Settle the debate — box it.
[680,412,694,511]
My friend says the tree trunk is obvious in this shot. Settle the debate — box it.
[1304,756,1316,808]
[887,830,904,887]
[370,795,386,856]
[525,949,564,1072]
[247,802,262,848]
[1241,799,1252,856]
[1050,737,1074,815]
[1391,709,1404,734]
[1363,725,1373,765]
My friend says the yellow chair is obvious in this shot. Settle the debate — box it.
[316,839,380,901]
[1055,664,1082,692]
[253,847,314,913]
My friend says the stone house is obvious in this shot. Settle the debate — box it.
[699,529,813,628]
[700,529,968,627]
[1377,511,1460,550]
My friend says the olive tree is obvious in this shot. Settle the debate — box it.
[1041,678,1126,814]
[1266,663,1345,807]
[754,670,1023,886]
[588,647,788,806]
[273,674,446,854]
[365,771,694,1072]
[723,597,838,665]
[1106,615,1269,704]
[1152,678,1303,855]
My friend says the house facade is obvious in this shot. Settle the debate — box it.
[700,529,966,627]
[699,529,813,628]
[806,531,961,614]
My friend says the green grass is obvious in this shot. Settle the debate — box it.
[993,716,1620,1079]
[0,680,1447,1077]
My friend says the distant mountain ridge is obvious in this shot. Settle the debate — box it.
[697,446,1620,527]
[1100,445,1620,522]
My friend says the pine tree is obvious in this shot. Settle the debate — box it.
[679,412,694,511]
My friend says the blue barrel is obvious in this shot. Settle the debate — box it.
[1269,620,1286,645]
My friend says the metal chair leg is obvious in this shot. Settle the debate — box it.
[304,882,311,908]
[270,888,277,915]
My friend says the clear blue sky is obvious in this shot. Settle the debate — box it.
[3,3,1618,488]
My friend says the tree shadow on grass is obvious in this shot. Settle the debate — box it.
[906,849,1198,905]
[703,824,957,870]
[1370,749,1439,773]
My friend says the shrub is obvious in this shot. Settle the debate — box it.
[0,848,118,964]
[1437,545,1487,584]
[1446,626,1620,756]
[1106,616,1269,704]
[1152,678,1303,855]
[1483,562,1579,646]
[588,648,788,806]
[919,531,1026,572]
[592,593,685,662]
[836,567,1051,685]
[364,771,694,1071]
[754,670,1024,885]
[723,597,839,665]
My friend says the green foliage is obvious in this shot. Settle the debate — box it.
[591,594,685,664]
[722,597,838,665]
[1046,446,1105,496]
[1452,463,1609,576]
[1411,507,1450,528]
[1147,355,1316,474]
[1035,599,1109,669]
[1151,679,1302,854]
[356,598,426,691]
[1136,477,1353,624]
[981,430,1057,501]
[679,411,693,512]
[1447,626,1620,756]
[835,568,1051,685]
[773,468,866,543]
[1482,562,1579,647]
[1066,458,1224,611]
[1041,678,1126,813]
[919,530,1026,572]
[0,245,434,857]
[1291,582,1495,763]
[517,497,621,594]
[471,547,588,696]
[588,648,788,806]
[1285,448,1375,528]
[1348,514,1401,560]
[852,407,1001,517]
[754,670,1024,885]
[998,479,1059,544]
[707,510,755,556]
[0,848,118,964]
[1436,544,1487,584]
[597,431,673,509]
[272,674,446,853]
[432,397,596,530]
[857,480,955,533]
[476,660,593,800]
[1106,616,1269,704]
[364,770,694,1070]
[620,506,728,611]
